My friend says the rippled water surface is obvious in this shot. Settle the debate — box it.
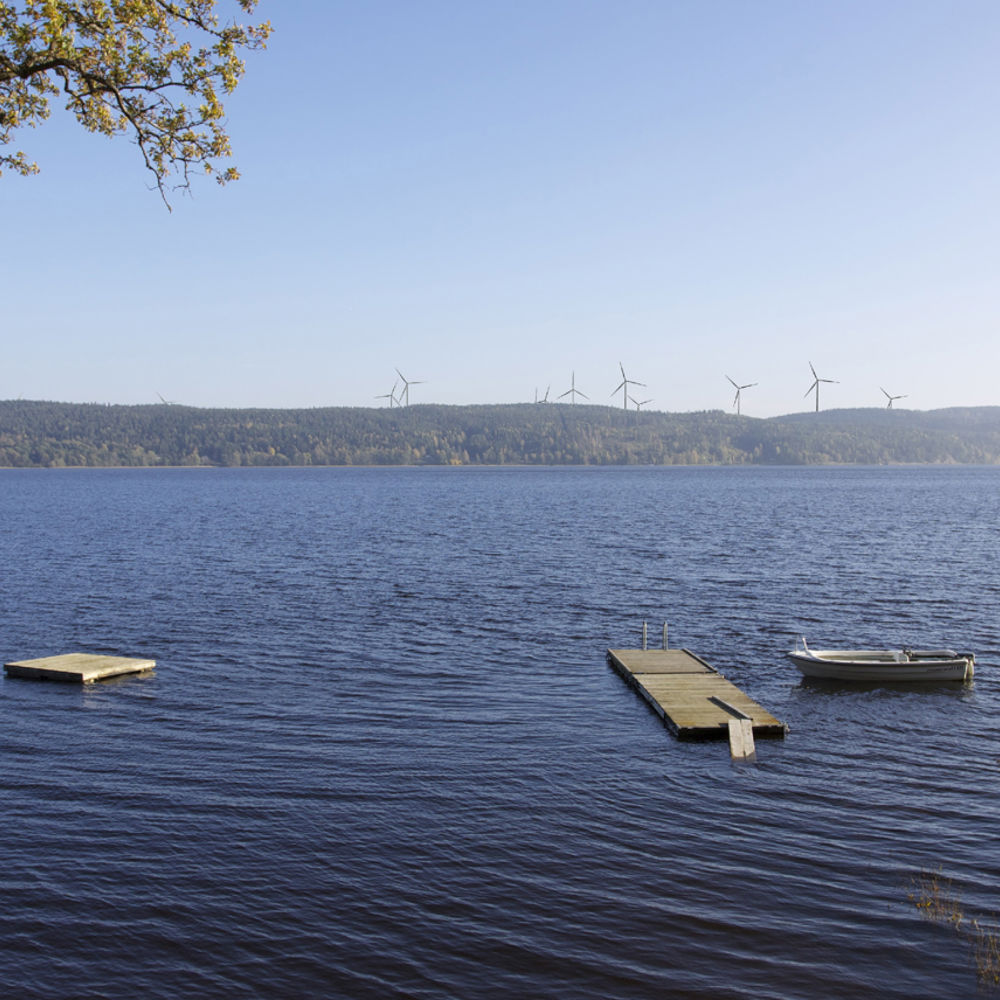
[2,466,999,999]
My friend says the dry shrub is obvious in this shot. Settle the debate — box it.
[909,868,1000,989]
[909,868,964,927]
[970,919,1000,987]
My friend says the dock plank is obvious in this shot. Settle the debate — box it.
[607,648,713,675]
[728,719,756,759]
[4,653,155,684]
[607,647,786,741]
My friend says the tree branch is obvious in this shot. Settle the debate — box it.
[0,1,270,205]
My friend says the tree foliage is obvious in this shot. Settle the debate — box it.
[2,401,1000,468]
[0,1,269,205]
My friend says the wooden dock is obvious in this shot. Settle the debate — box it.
[4,653,155,684]
[607,647,786,743]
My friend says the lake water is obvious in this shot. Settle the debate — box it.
[1,466,999,999]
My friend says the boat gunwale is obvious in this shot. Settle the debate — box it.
[794,648,965,665]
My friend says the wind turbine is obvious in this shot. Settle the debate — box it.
[881,387,907,409]
[559,371,588,404]
[376,381,399,407]
[804,361,838,412]
[628,394,653,411]
[726,375,757,416]
[611,362,645,410]
[156,392,179,405]
[394,368,425,406]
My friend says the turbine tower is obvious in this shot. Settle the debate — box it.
[804,361,838,412]
[394,368,425,406]
[611,362,645,410]
[725,375,757,416]
[881,387,907,409]
[559,371,588,404]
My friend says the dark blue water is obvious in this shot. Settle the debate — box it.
[2,466,999,999]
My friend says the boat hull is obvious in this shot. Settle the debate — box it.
[787,649,974,682]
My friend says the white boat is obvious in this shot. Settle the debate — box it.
[788,638,975,682]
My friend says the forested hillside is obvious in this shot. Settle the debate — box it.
[1,400,999,467]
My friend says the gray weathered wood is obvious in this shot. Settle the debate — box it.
[709,696,752,720]
[728,718,756,759]
[607,647,786,741]
[4,653,155,684]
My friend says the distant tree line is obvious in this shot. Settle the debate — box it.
[1,400,999,468]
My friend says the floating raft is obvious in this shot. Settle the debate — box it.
[4,653,155,684]
[608,648,786,741]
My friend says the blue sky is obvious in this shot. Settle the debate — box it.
[3,1,999,417]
